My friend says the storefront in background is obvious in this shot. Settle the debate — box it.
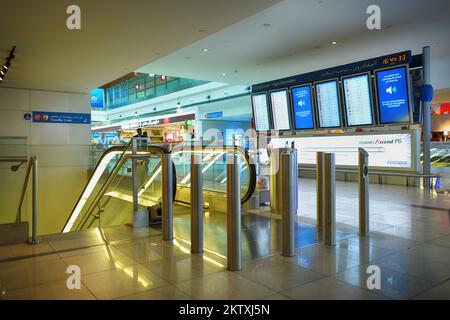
[91,112,196,145]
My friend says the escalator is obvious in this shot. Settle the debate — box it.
[62,141,256,233]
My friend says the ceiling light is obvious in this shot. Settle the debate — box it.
[0,70,4,76]
[331,41,337,45]
[202,49,208,52]
[222,73,226,76]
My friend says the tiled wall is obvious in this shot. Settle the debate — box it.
[0,87,90,235]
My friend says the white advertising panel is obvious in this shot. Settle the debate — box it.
[270,133,412,168]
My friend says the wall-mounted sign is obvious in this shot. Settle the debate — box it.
[24,113,32,121]
[32,111,91,124]
[205,111,223,119]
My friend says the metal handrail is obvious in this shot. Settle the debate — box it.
[15,156,39,244]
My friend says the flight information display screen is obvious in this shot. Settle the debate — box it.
[291,85,315,130]
[251,93,271,131]
[375,66,411,124]
[315,80,341,128]
[342,73,374,126]
[270,89,291,131]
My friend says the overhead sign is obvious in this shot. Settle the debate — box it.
[91,88,105,109]
[32,111,91,124]
[252,51,412,93]
[205,111,223,119]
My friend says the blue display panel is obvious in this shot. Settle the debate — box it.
[315,79,341,128]
[270,89,292,131]
[291,85,315,130]
[251,93,271,132]
[375,66,411,124]
[342,73,374,126]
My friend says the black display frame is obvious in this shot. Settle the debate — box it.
[251,92,272,132]
[341,71,376,128]
[289,83,317,131]
[313,78,343,129]
[268,88,293,132]
[374,64,413,126]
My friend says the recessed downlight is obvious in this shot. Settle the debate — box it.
[331,41,337,45]
[202,49,208,52]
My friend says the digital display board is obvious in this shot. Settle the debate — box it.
[291,85,315,130]
[342,73,374,126]
[375,66,411,124]
[270,89,291,131]
[315,79,341,128]
[251,93,271,132]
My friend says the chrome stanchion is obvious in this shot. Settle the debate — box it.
[190,139,203,254]
[162,153,174,241]
[30,156,39,244]
[358,148,370,237]
[316,152,324,231]
[278,147,297,257]
[227,139,242,271]
[323,153,336,246]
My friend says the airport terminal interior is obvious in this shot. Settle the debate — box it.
[1,0,450,301]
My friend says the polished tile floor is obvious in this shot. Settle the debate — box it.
[0,178,449,300]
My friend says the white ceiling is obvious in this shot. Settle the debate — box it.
[139,0,450,95]
[0,0,279,93]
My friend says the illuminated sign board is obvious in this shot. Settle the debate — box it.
[291,84,315,130]
[342,73,374,126]
[251,93,271,132]
[270,89,291,131]
[270,133,412,168]
[315,79,341,128]
[375,66,411,124]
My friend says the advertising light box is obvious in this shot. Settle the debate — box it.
[342,73,374,126]
[291,85,315,130]
[375,66,411,124]
[270,133,412,168]
[315,79,341,128]
[251,93,271,132]
[270,89,292,131]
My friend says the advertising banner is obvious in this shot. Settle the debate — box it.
[271,133,412,168]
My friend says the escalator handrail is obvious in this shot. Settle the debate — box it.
[62,142,170,232]
[75,144,171,231]
[171,142,257,204]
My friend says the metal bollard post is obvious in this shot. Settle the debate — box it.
[30,156,39,244]
[278,148,297,257]
[323,153,336,246]
[162,153,174,241]
[227,141,242,271]
[190,140,203,253]
[358,148,370,237]
[316,152,324,231]
[131,138,139,223]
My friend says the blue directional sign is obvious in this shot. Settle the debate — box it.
[32,111,91,124]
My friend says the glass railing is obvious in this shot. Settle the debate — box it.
[0,137,29,225]
[105,78,208,110]
[65,141,256,232]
